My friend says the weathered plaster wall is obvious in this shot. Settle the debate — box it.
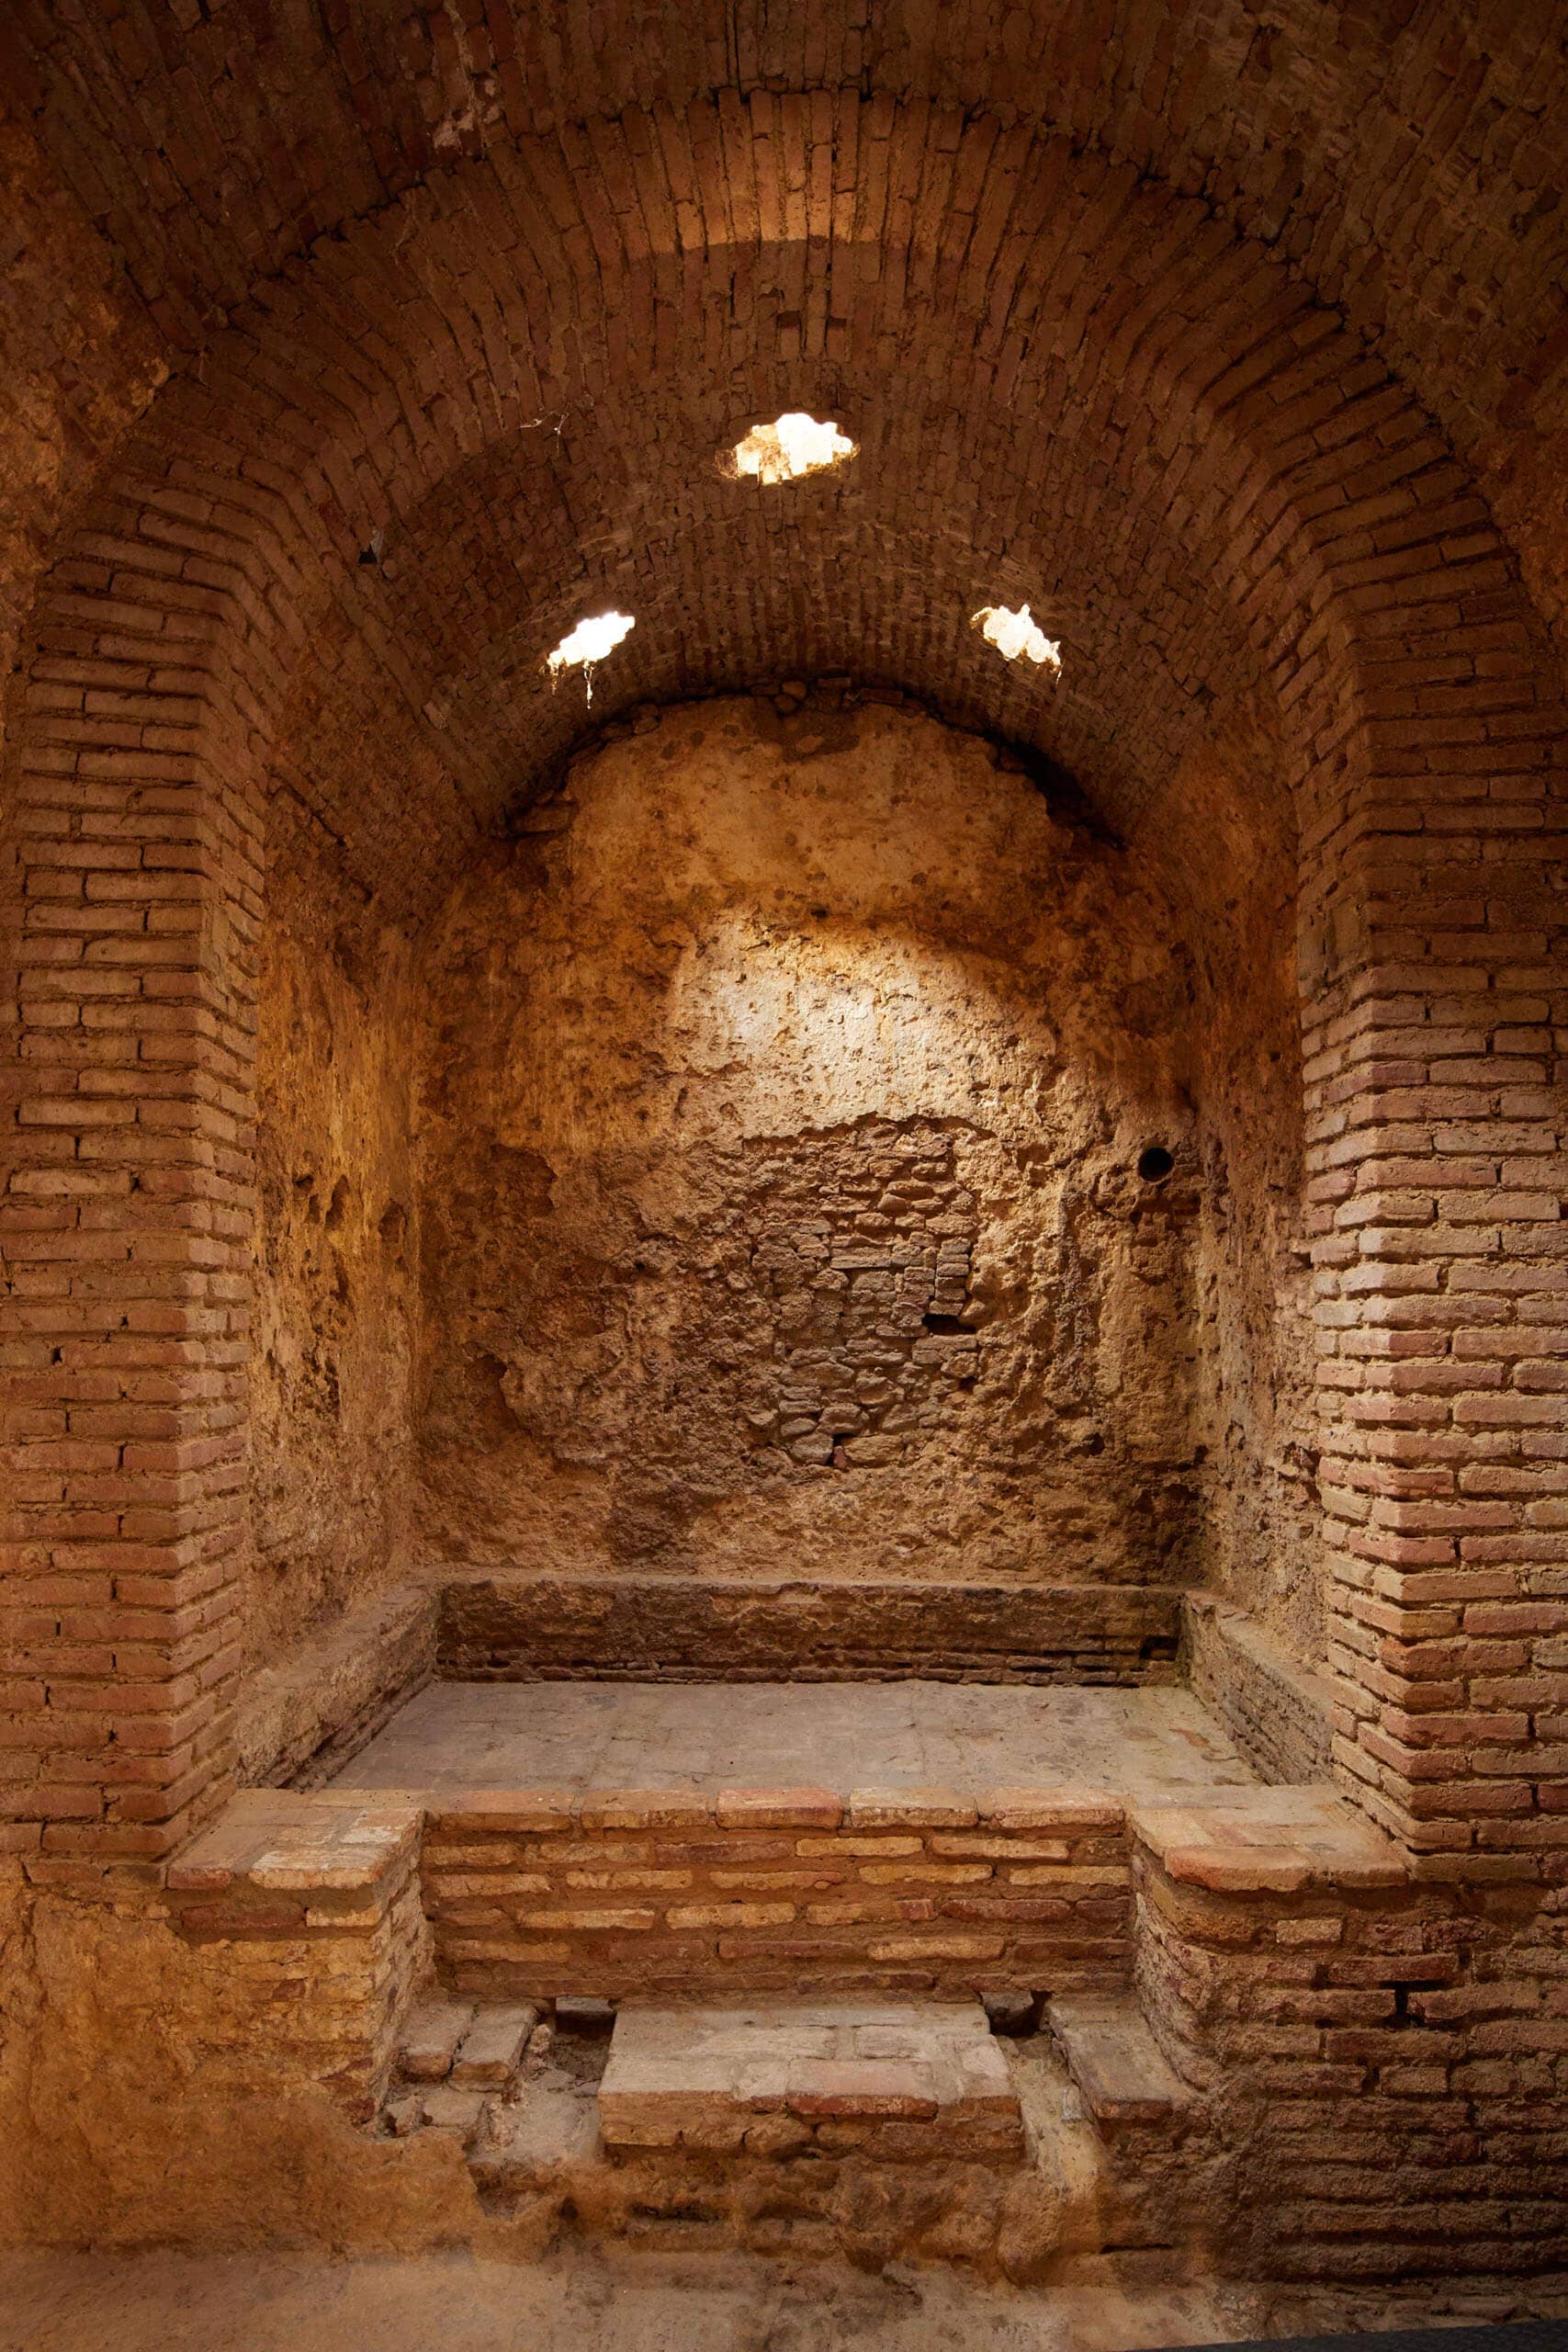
[414,695,1285,1592]
[246,865,420,1682]
[1140,717,1316,1659]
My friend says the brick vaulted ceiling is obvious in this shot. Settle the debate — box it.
[6,2,1568,922]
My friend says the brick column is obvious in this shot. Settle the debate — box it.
[1,514,260,1862]
[1302,664,1568,1878]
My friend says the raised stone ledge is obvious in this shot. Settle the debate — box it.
[1046,1992,1192,2126]
[165,1787,423,1930]
[423,1782,1126,1838]
[1127,1787,1407,1895]
[436,1574,1182,1684]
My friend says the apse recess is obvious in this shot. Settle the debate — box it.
[410,694,1242,1589]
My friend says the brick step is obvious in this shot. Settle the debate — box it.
[367,1992,1089,2272]
[599,1999,1027,2165]
[1045,1993,1190,2127]
[398,1996,539,2086]
[380,1995,618,2166]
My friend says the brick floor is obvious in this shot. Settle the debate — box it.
[331,1681,1259,1803]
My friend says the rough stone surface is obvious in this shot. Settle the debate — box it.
[416,701,1255,1594]
[5,2245,1568,2352]
[248,865,420,1679]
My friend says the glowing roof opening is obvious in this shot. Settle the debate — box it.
[730,412,856,485]
[971,603,1062,671]
[547,610,636,702]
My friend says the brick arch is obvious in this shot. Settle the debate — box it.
[4,99,1563,1868]
[15,11,1568,687]
[28,97,1521,928]
[265,384,1280,922]
[26,107,1528,803]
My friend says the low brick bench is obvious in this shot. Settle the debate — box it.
[1126,1784,1408,1895]
[422,1781,1131,2001]
[438,1575,1182,1684]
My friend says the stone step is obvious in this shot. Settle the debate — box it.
[598,1999,1025,2166]
[397,1997,476,2083]
[396,1996,539,2087]
[450,2002,539,2086]
[1045,1994,1190,2127]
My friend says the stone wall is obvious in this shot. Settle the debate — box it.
[413,697,1269,1594]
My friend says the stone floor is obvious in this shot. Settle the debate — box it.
[4,2248,1564,2352]
[332,1681,1259,1801]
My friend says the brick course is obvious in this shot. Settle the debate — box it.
[1129,1795,1568,2279]
[422,1783,1130,2002]
[438,1575,1183,1684]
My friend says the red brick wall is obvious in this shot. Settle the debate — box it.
[422,1786,1130,2003]
[2,624,260,1860]
[1134,1837,1568,2278]
[1302,691,1568,1874]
